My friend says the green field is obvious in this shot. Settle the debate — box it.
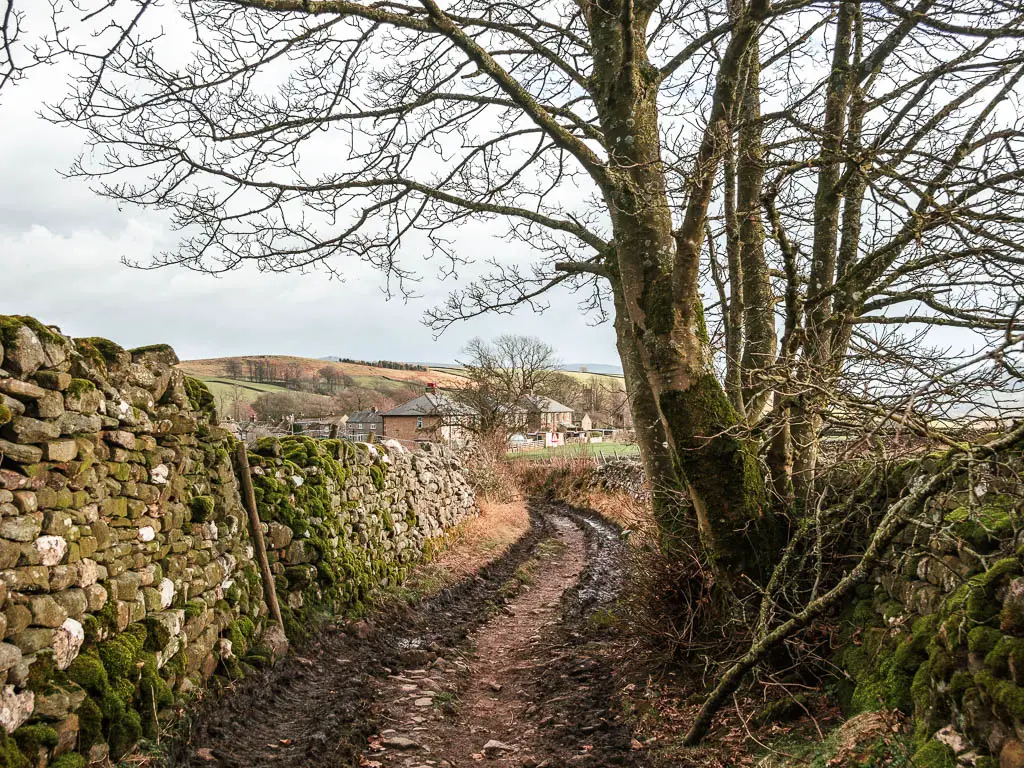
[508,442,639,460]
[201,378,289,405]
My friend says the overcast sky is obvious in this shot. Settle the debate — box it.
[0,67,621,366]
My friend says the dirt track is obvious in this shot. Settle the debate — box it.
[165,503,642,768]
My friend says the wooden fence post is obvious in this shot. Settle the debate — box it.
[233,442,284,629]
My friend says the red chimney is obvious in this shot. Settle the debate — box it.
[426,382,438,393]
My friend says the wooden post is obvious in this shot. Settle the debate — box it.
[233,442,284,629]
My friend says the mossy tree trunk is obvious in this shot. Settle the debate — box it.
[584,0,782,584]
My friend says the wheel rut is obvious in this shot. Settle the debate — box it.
[167,503,640,768]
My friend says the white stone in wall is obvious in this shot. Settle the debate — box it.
[158,578,175,609]
[138,526,156,542]
[291,475,304,488]
[151,464,170,485]
[32,535,68,566]
[76,559,100,588]
[0,686,34,733]
[52,618,84,670]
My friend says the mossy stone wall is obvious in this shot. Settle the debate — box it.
[248,435,476,638]
[0,315,478,767]
[836,464,1024,767]
[0,315,265,766]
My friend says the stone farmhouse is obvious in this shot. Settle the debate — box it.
[379,384,477,442]
[376,385,576,443]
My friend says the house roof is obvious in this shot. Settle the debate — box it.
[347,409,383,425]
[382,391,476,418]
[520,394,574,414]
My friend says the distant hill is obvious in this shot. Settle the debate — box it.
[559,363,623,376]
[178,355,468,387]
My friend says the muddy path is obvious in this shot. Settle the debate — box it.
[167,502,640,768]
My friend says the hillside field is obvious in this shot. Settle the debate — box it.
[179,355,468,388]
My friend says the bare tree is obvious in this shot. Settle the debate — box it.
[319,364,343,394]
[451,334,560,439]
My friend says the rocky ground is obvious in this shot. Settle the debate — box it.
[163,502,643,768]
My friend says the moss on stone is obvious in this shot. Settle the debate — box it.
[190,495,215,523]
[0,403,11,426]
[48,754,87,768]
[97,624,146,679]
[66,378,95,397]
[968,625,1002,655]
[226,616,256,656]
[12,724,58,755]
[137,652,173,739]
[911,739,956,768]
[0,315,64,348]
[25,650,72,696]
[184,600,207,621]
[142,617,171,652]
[77,337,124,365]
[0,729,30,768]
[369,464,386,492]
[184,376,216,416]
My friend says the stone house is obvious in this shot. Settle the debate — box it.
[381,385,477,442]
[519,395,574,431]
[346,407,383,439]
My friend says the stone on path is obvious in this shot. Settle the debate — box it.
[482,740,515,755]
[382,735,421,750]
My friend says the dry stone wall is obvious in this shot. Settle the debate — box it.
[248,436,477,635]
[0,315,477,768]
[838,459,1024,767]
[566,453,1024,766]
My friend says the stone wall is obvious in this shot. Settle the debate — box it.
[0,315,477,768]
[248,436,476,636]
[562,452,1024,766]
[828,458,1024,767]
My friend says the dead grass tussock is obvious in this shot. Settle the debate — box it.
[401,498,532,600]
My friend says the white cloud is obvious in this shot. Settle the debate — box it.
[0,69,621,366]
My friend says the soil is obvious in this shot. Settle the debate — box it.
[164,502,644,768]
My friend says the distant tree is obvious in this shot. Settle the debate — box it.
[224,358,244,379]
[251,391,336,422]
[217,382,254,422]
[451,335,560,439]
[319,364,344,394]
[539,373,588,415]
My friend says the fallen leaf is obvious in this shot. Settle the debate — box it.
[196,748,216,761]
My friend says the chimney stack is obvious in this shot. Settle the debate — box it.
[426,382,438,394]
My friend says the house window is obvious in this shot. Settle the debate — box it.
[417,417,423,429]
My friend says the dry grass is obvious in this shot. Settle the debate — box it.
[177,354,467,386]
[430,499,532,580]
[399,498,532,599]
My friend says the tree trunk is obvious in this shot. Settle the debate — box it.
[735,41,776,421]
[792,0,857,503]
[583,0,780,583]
[610,272,688,544]
[723,139,746,415]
